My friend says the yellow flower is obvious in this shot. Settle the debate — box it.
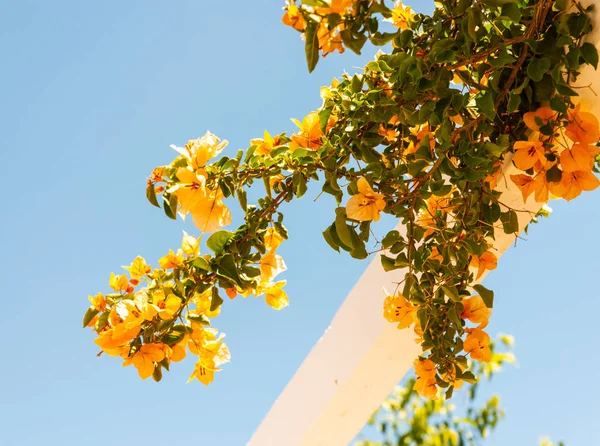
[346,177,386,221]
[123,343,166,380]
[263,227,284,251]
[250,130,277,156]
[123,256,151,280]
[174,168,232,233]
[181,231,200,257]
[383,293,416,329]
[134,290,159,321]
[109,273,129,292]
[289,112,324,151]
[264,281,289,310]
[190,289,221,318]
[170,131,228,170]
[158,249,183,269]
[316,0,354,15]
[155,292,182,320]
[389,1,414,30]
[88,292,106,311]
[260,251,287,280]
[188,358,216,385]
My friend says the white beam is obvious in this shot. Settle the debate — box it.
[248,164,541,446]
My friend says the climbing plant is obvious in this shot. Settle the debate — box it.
[83,0,599,398]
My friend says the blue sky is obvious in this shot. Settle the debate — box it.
[1,1,599,444]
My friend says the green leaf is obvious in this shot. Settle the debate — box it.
[500,210,519,234]
[507,92,521,113]
[473,284,494,308]
[217,254,244,288]
[335,208,354,248]
[237,189,247,211]
[381,255,398,272]
[210,287,224,312]
[146,183,160,208]
[581,42,599,69]
[305,21,320,73]
[499,3,521,21]
[382,230,400,249]
[441,285,461,302]
[82,307,99,328]
[206,230,233,253]
[527,57,551,82]
[163,194,177,220]
[476,91,496,120]
[191,257,211,272]
[319,108,332,132]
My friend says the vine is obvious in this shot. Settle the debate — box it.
[83,0,599,398]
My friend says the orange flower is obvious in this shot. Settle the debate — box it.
[282,4,305,31]
[429,246,444,263]
[461,294,491,326]
[511,172,549,203]
[470,251,497,280]
[383,293,416,329]
[548,170,600,201]
[413,359,437,399]
[560,143,597,173]
[315,0,353,15]
[523,106,556,131]
[464,328,492,362]
[566,105,600,145]
[485,161,503,189]
[316,22,345,55]
[378,124,399,143]
[346,177,386,222]
[513,141,546,171]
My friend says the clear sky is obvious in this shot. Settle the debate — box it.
[1,1,599,445]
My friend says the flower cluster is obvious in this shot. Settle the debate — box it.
[83,240,230,384]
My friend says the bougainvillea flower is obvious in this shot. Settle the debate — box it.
[413,359,437,399]
[181,231,200,257]
[260,251,287,280]
[89,292,106,312]
[158,249,183,269]
[560,143,596,172]
[250,130,277,156]
[513,141,546,171]
[523,106,556,131]
[170,132,228,170]
[461,294,491,326]
[317,22,345,55]
[264,281,289,310]
[470,251,497,280]
[155,293,182,320]
[289,111,324,151]
[346,177,386,221]
[109,273,129,292]
[123,343,166,380]
[263,227,284,251]
[548,170,600,201]
[566,105,600,145]
[281,3,305,32]
[316,0,353,15]
[123,256,151,280]
[464,328,492,362]
[383,293,416,329]
[389,1,415,30]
